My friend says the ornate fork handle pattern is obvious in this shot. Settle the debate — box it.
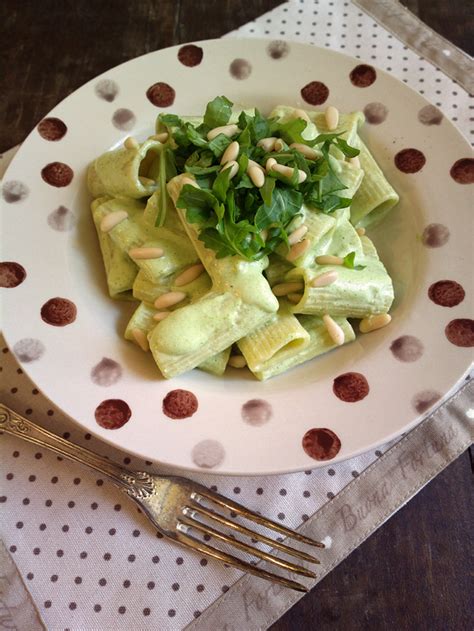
[0,404,155,499]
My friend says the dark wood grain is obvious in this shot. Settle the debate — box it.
[271,452,473,631]
[403,0,474,55]
[0,2,472,629]
[0,0,283,151]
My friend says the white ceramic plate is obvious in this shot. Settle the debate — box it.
[2,39,473,475]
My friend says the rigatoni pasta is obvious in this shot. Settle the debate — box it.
[87,97,397,380]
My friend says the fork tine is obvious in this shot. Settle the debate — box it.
[191,487,324,548]
[180,516,316,579]
[175,529,309,593]
[186,504,320,564]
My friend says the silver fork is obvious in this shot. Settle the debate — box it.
[0,404,323,592]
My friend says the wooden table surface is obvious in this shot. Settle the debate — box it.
[1,2,472,629]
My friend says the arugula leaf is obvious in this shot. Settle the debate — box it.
[199,227,236,258]
[185,164,220,175]
[254,187,302,231]
[177,184,220,226]
[317,195,352,214]
[235,173,254,190]
[184,123,207,147]
[335,137,360,158]
[212,166,232,203]
[158,113,182,127]
[207,133,232,157]
[271,117,312,145]
[343,251,366,270]
[260,176,275,206]
[203,96,233,128]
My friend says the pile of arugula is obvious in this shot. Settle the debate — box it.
[158,96,360,262]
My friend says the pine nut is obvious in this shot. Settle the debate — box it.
[257,137,277,152]
[349,156,361,169]
[297,170,307,184]
[311,270,338,287]
[151,132,169,143]
[325,106,339,131]
[293,108,310,123]
[323,314,345,346]
[359,313,392,334]
[131,328,149,352]
[220,141,240,165]
[228,355,247,368]
[287,293,303,304]
[100,211,128,232]
[315,255,344,266]
[124,136,139,150]
[266,157,277,173]
[207,124,239,141]
[356,227,366,236]
[271,163,294,178]
[139,176,155,186]
[153,311,171,322]
[247,159,265,172]
[248,165,265,188]
[221,160,239,179]
[271,163,307,183]
[272,282,304,296]
[274,138,285,152]
[290,143,320,160]
[287,238,311,262]
[154,291,186,309]
[128,247,164,260]
[288,224,308,245]
[174,263,205,287]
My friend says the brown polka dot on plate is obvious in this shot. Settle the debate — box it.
[418,104,443,126]
[2,180,29,203]
[300,81,329,105]
[333,372,369,402]
[13,338,45,362]
[241,399,272,426]
[47,205,76,231]
[412,390,441,414]
[445,319,474,347]
[229,58,252,80]
[394,149,426,174]
[363,102,388,124]
[350,64,376,87]
[41,297,77,326]
[91,357,122,386]
[37,117,67,141]
[178,44,203,67]
[0,262,26,288]
[95,399,131,429]
[112,109,136,131]
[163,389,198,419]
[450,158,474,184]
[95,79,119,102]
[302,428,341,461]
[421,223,450,248]
[191,440,225,469]
[41,162,74,187]
[146,82,175,107]
[390,335,424,362]
[428,280,465,307]
[267,40,290,59]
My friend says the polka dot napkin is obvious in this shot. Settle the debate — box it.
[1,1,472,629]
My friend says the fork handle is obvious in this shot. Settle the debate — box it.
[0,403,129,486]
